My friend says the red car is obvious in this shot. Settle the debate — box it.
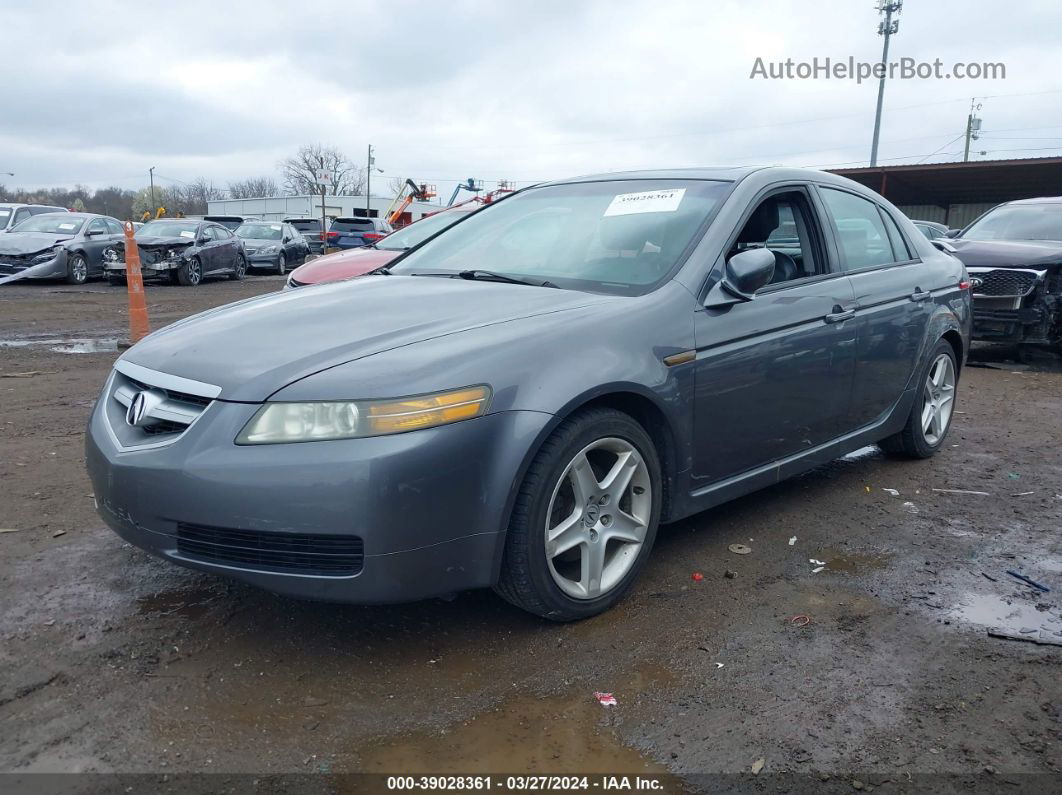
[284,205,476,289]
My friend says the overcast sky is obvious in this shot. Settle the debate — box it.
[3,0,1062,199]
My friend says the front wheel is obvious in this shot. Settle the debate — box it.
[65,253,88,285]
[495,408,661,621]
[880,339,958,458]
[176,257,203,286]
[107,273,126,287]
[275,252,286,276]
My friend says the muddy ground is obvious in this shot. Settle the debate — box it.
[1,278,1060,790]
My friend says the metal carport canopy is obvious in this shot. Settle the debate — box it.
[827,156,1062,207]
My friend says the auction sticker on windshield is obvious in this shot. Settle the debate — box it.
[180,231,194,238]
[604,188,685,217]
[58,222,77,230]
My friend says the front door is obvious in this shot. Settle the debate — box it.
[691,187,858,487]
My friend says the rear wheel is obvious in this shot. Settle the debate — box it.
[65,253,88,285]
[495,408,661,621]
[176,257,202,286]
[880,339,958,458]
[275,252,286,276]
[229,253,247,281]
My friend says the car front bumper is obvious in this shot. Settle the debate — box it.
[85,383,551,603]
[247,252,281,267]
[0,250,67,280]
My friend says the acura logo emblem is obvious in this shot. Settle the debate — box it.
[126,389,165,427]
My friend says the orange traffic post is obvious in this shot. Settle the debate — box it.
[123,221,151,343]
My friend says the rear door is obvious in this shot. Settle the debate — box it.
[197,225,220,272]
[691,185,857,485]
[817,187,930,428]
[211,225,238,271]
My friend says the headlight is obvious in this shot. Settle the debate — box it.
[32,247,61,263]
[261,245,279,254]
[103,247,120,262]
[235,385,491,444]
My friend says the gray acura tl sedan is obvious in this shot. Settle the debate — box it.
[86,167,971,621]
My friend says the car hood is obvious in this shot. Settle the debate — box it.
[121,275,612,401]
[289,248,400,284]
[0,232,73,255]
[948,238,1062,269]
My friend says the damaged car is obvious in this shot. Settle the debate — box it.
[104,218,247,287]
[0,212,125,285]
[946,197,1062,348]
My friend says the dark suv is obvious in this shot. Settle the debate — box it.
[945,197,1062,348]
[284,217,325,255]
[327,216,393,250]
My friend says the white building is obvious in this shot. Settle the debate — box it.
[206,195,442,225]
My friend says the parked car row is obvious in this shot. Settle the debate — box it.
[0,212,124,284]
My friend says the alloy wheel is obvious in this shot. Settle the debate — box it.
[921,353,956,446]
[188,261,202,285]
[69,255,87,283]
[544,437,652,600]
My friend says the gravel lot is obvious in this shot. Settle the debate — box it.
[1,278,1060,788]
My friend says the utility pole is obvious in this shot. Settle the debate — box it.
[366,144,374,216]
[149,166,157,215]
[869,1,902,167]
[963,99,983,162]
[319,156,328,253]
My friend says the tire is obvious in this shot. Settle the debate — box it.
[176,257,203,286]
[107,273,126,287]
[880,339,958,459]
[494,407,662,621]
[65,253,88,285]
[275,252,286,276]
[229,254,248,281]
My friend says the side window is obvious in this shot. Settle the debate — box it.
[728,190,822,286]
[820,188,896,270]
[105,219,124,235]
[200,226,217,242]
[13,208,31,226]
[213,226,231,239]
[87,218,108,235]
[880,210,913,261]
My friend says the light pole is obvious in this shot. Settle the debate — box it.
[869,1,902,167]
[366,145,374,216]
[149,166,157,216]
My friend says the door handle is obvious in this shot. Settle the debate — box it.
[910,289,932,302]
[824,308,856,324]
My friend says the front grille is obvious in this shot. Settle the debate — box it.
[176,523,364,576]
[104,362,218,450]
[973,269,1039,297]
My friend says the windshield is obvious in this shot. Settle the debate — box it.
[389,180,731,294]
[235,223,283,240]
[962,203,1062,242]
[0,209,12,227]
[138,221,199,239]
[10,214,84,234]
[288,220,320,232]
[378,208,472,250]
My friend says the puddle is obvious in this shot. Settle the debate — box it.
[357,689,669,775]
[136,587,218,620]
[825,553,891,574]
[0,337,119,354]
[949,593,1062,637]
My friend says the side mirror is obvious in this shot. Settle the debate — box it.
[944,229,961,238]
[722,248,776,300]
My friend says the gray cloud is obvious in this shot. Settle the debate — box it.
[2,0,1061,196]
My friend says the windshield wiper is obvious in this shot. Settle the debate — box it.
[367,265,393,275]
[458,269,558,288]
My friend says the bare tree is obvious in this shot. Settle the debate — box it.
[387,176,407,198]
[280,144,364,196]
[227,176,280,199]
[184,177,226,214]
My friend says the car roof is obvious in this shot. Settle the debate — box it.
[1003,196,1062,205]
[538,166,872,190]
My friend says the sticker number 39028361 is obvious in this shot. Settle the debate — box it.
[603,188,685,217]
